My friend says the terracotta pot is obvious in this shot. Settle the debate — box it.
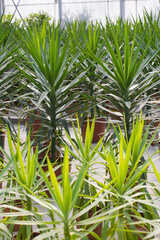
[82,118,106,143]
[131,217,148,240]
[105,99,122,121]
[39,159,71,198]
[13,231,40,240]
[3,200,23,232]
[42,158,66,182]
[32,140,61,162]
[27,113,61,161]
[77,207,102,240]
[27,113,48,159]
[66,101,79,116]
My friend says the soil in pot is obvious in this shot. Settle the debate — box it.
[82,118,106,143]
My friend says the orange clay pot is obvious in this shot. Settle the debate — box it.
[82,118,105,143]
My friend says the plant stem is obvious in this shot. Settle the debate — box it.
[123,98,131,141]
[49,210,59,239]
[50,87,56,163]
[84,175,90,200]
[64,222,71,240]
[90,67,95,119]
[26,196,32,238]
[0,129,4,160]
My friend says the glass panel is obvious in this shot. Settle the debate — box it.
[109,0,120,21]
[62,1,109,24]
[3,0,160,22]
[125,1,136,19]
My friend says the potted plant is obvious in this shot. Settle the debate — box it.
[98,116,159,240]
[1,126,48,239]
[86,21,160,140]
[0,136,22,239]
[18,21,82,163]
[74,22,106,142]
[64,116,106,239]
[24,136,118,240]
[0,16,20,190]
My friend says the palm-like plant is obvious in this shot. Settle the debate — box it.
[145,157,160,239]
[89,21,160,138]
[112,114,159,168]
[0,143,21,240]
[19,22,82,163]
[0,17,18,156]
[64,116,104,206]
[142,11,160,145]
[0,126,49,239]
[98,116,159,239]
[26,119,115,240]
[78,22,105,118]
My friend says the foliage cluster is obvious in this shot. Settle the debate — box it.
[0,10,159,239]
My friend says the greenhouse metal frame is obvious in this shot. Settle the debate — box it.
[0,0,159,22]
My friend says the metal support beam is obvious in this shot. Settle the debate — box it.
[135,0,137,18]
[58,0,62,22]
[0,0,2,17]
[12,0,25,23]
[107,0,109,18]
[0,0,4,17]
[120,0,125,21]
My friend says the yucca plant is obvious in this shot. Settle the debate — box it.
[142,11,160,146]
[98,116,159,239]
[18,22,82,163]
[34,146,92,239]
[0,126,48,239]
[22,146,104,240]
[76,22,105,119]
[103,17,125,48]
[143,157,160,239]
[63,20,89,117]
[65,19,88,52]
[0,144,22,240]
[112,114,159,168]
[24,119,117,240]
[64,116,104,206]
[0,16,19,158]
[88,20,160,138]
